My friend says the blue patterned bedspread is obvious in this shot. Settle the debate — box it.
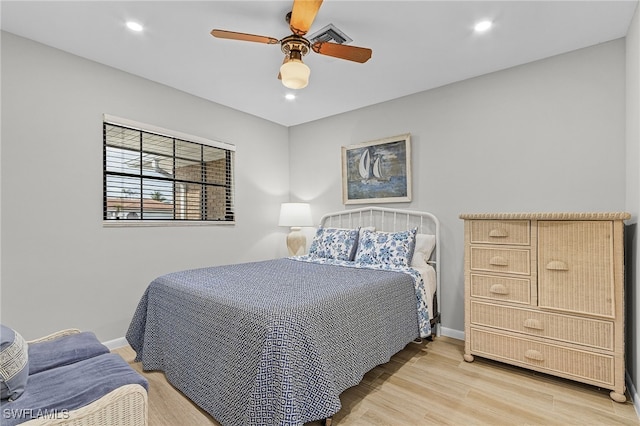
[126,258,424,425]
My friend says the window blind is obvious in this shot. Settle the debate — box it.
[103,116,235,223]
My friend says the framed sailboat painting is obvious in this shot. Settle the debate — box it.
[341,133,412,204]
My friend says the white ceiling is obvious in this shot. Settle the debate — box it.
[1,1,638,127]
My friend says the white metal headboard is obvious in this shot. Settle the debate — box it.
[319,206,441,334]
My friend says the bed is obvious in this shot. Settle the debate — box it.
[126,207,440,425]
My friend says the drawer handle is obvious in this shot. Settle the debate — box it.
[489,284,509,295]
[489,256,508,266]
[546,260,568,271]
[523,318,544,330]
[524,349,544,362]
[489,228,508,238]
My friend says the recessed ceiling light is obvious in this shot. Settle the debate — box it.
[126,21,144,32]
[474,20,493,33]
[285,93,296,101]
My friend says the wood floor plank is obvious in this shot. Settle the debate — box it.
[552,396,640,426]
[112,337,639,425]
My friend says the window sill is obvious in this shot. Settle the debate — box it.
[102,220,235,228]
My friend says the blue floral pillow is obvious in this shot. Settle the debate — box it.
[354,228,418,268]
[308,227,360,261]
[1,325,29,401]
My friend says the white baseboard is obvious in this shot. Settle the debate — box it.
[627,371,640,419]
[440,326,464,341]
[102,336,128,350]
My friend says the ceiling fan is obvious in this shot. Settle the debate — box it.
[211,0,372,89]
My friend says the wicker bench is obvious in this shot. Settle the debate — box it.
[1,328,148,426]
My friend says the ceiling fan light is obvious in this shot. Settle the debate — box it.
[280,59,310,89]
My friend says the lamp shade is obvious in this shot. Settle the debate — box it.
[280,60,310,89]
[278,203,313,227]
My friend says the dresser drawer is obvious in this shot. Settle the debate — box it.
[470,247,530,275]
[470,220,530,245]
[470,274,531,304]
[470,329,614,386]
[470,301,614,350]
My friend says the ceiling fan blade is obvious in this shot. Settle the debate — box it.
[211,29,279,45]
[312,42,372,63]
[289,0,323,36]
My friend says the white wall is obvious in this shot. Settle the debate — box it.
[625,2,640,409]
[289,39,627,337]
[0,32,290,340]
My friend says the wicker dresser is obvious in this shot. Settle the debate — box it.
[460,212,630,402]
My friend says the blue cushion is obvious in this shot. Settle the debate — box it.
[354,228,418,268]
[28,332,110,375]
[0,325,29,401]
[308,227,360,261]
[0,353,148,426]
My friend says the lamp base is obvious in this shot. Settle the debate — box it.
[286,227,306,256]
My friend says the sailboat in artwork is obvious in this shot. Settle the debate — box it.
[359,148,372,182]
[372,156,389,181]
[358,148,388,183]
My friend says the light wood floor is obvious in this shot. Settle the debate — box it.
[113,337,639,425]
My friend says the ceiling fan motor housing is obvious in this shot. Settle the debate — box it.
[281,35,310,59]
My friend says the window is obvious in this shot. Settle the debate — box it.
[103,115,235,223]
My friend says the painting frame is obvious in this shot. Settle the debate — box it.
[341,133,412,205]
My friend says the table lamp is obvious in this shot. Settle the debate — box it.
[279,203,313,256]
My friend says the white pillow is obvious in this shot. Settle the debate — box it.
[411,233,436,268]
